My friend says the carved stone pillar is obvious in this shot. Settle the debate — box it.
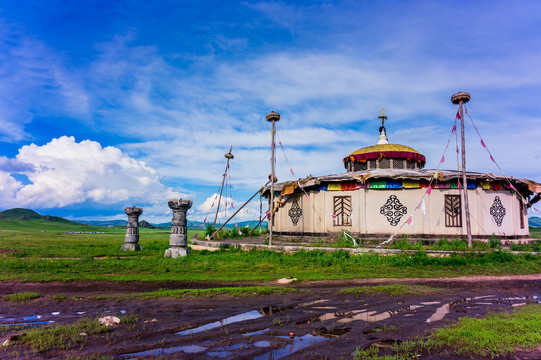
[164,199,192,258]
[120,206,143,251]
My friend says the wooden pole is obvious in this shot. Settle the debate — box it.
[452,92,472,248]
[212,147,234,230]
[209,181,270,240]
[266,111,280,246]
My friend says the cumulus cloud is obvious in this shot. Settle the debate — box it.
[0,136,185,211]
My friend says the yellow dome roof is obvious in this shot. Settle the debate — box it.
[348,143,421,157]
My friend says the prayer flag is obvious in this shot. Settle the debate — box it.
[306,195,310,200]
[441,155,445,163]
[458,181,462,190]
[290,169,295,176]
[481,139,486,148]
[490,154,495,163]
[456,145,459,154]
[456,110,461,120]
[426,185,432,195]
[422,200,426,220]
[509,183,517,192]
[406,216,412,225]
[452,124,457,133]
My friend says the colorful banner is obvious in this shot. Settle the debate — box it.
[386,181,403,189]
[369,180,387,189]
[402,180,420,188]
[480,181,491,190]
[327,183,342,191]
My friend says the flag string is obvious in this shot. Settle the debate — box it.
[464,106,537,213]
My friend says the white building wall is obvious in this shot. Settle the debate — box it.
[275,186,529,238]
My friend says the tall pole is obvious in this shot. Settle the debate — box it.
[266,111,280,246]
[451,92,472,248]
[212,146,234,230]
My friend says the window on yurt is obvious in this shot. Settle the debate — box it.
[379,158,391,169]
[445,195,462,227]
[333,196,352,226]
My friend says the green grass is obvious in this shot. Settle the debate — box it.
[421,303,541,357]
[354,303,541,359]
[14,317,111,353]
[0,224,539,282]
[340,284,440,296]
[0,246,538,283]
[86,286,303,301]
[3,291,41,302]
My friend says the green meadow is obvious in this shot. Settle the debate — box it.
[0,218,539,283]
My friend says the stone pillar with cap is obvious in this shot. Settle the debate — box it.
[164,199,193,258]
[120,206,143,251]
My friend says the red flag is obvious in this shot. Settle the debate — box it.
[456,145,459,154]
[426,185,432,195]
[481,139,486,148]
[441,155,445,163]
[290,169,295,176]
[456,110,461,119]
[490,154,495,162]
[452,124,456,133]
[406,216,412,225]
[458,181,462,190]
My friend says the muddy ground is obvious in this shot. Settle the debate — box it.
[0,275,540,360]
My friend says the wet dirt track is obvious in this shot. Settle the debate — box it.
[0,275,540,360]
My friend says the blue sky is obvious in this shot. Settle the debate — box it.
[1,0,540,223]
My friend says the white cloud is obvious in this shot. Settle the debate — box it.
[0,136,186,213]
[193,193,265,223]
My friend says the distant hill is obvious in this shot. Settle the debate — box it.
[0,208,77,225]
[79,219,128,227]
[529,217,541,228]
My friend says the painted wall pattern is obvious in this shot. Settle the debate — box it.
[490,196,506,226]
[380,195,407,226]
[288,198,302,226]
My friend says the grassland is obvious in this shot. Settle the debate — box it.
[0,219,539,283]
[354,303,541,359]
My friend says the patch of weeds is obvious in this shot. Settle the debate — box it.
[136,286,304,299]
[119,314,139,324]
[14,317,111,353]
[417,303,541,358]
[488,234,502,249]
[510,240,541,252]
[340,284,439,297]
[4,291,41,302]
[52,294,68,301]
[72,296,83,300]
[353,345,416,360]
[371,325,397,333]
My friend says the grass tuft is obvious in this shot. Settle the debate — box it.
[4,292,41,302]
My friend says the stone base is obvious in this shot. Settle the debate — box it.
[119,243,142,251]
[164,247,190,258]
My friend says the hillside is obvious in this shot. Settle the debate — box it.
[0,208,77,224]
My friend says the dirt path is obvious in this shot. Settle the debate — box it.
[0,275,540,359]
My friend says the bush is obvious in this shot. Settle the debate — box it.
[488,234,501,249]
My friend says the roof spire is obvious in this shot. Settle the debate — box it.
[377,108,389,144]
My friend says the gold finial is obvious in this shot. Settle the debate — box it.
[380,108,386,116]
